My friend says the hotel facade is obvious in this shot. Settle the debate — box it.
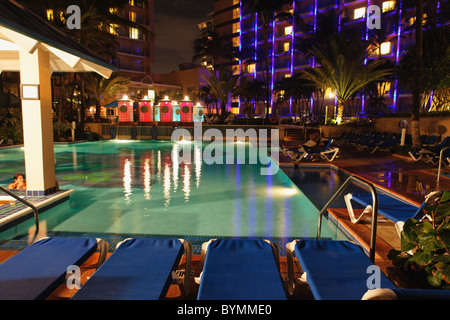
[212,0,439,118]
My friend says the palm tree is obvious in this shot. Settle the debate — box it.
[243,0,295,119]
[301,35,392,123]
[411,0,424,147]
[84,73,129,120]
[233,77,265,118]
[201,68,238,119]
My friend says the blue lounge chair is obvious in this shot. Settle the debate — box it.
[71,238,192,300]
[344,192,425,235]
[409,136,450,162]
[368,134,400,153]
[362,288,450,300]
[0,237,108,300]
[286,239,396,300]
[287,139,339,162]
[196,239,287,300]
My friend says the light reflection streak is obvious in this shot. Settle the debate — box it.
[143,157,151,199]
[194,145,202,188]
[123,158,132,205]
[163,164,171,207]
[183,164,191,202]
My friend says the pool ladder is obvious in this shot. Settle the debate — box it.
[437,146,450,183]
[0,186,40,243]
[316,175,379,262]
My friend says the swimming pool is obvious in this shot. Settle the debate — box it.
[0,140,346,250]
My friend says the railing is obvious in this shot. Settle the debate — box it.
[0,186,39,242]
[437,147,450,183]
[317,175,379,262]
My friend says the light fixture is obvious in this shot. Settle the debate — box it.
[20,84,40,100]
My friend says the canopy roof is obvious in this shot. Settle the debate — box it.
[0,0,116,78]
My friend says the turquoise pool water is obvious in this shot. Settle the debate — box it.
[0,141,344,244]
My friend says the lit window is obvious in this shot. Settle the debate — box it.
[382,1,395,13]
[283,42,290,52]
[247,63,255,73]
[109,24,119,35]
[233,8,240,19]
[233,0,240,5]
[129,27,139,39]
[46,9,53,21]
[284,74,291,78]
[284,26,293,36]
[129,0,135,6]
[354,7,366,20]
[59,11,66,23]
[232,22,241,34]
[129,11,136,22]
[380,42,391,54]
[232,65,240,75]
[232,36,240,47]
[109,8,118,14]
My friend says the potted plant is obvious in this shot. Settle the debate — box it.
[388,191,450,289]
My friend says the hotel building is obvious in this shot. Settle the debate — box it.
[212,0,436,117]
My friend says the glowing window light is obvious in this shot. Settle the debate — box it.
[283,42,290,52]
[382,1,395,13]
[354,7,366,20]
[380,41,391,55]
[284,26,293,36]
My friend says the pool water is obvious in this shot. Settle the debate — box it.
[0,141,346,247]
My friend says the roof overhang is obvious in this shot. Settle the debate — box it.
[0,18,115,78]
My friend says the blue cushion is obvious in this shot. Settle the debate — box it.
[71,238,184,300]
[351,193,423,223]
[0,237,98,300]
[197,239,287,300]
[294,240,395,300]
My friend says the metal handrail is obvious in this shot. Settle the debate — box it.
[0,186,39,242]
[436,146,450,183]
[317,175,379,262]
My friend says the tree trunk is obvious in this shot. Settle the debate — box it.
[336,100,345,124]
[411,0,423,147]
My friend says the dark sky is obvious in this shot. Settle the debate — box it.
[153,0,214,74]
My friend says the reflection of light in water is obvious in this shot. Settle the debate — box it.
[194,145,201,188]
[183,164,191,202]
[157,150,161,182]
[172,144,179,191]
[144,158,151,199]
[267,186,298,197]
[115,140,132,143]
[163,164,171,207]
[123,159,132,205]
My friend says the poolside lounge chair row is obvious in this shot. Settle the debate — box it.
[281,138,340,162]
[408,136,450,166]
[1,234,449,300]
[333,131,401,153]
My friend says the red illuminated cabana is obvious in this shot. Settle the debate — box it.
[180,96,193,122]
[159,96,172,122]
[118,96,134,123]
[138,96,153,122]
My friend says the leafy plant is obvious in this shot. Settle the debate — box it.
[388,191,450,289]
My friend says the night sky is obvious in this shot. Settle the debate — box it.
[153,0,214,74]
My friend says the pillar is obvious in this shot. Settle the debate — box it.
[19,47,57,196]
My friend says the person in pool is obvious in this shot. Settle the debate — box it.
[8,173,27,190]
